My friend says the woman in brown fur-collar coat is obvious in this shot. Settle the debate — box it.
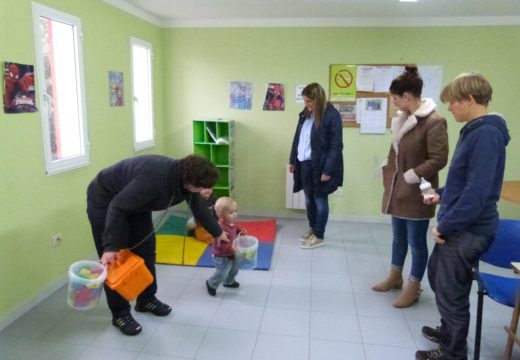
[372,65,449,308]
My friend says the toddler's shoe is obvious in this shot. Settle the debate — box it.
[223,281,240,288]
[135,297,172,316]
[206,280,216,296]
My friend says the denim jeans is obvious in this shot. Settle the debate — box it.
[428,230,492,359]
[300,161,329,239]
[391,216,430,282]
[207,256,239,289]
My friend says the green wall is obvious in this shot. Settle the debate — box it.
[1,0,519,326]
[162,27,520,219]
[0,0,164,322]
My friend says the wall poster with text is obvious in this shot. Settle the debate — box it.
[3,62,38,113]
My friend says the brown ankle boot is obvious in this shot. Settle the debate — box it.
[372,268,403,292]
[393,280,421,308]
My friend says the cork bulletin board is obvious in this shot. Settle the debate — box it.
[329,64,442,131]
[329,64,402,129]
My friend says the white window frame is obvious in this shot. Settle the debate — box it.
[130,37,155,151]
[32,2,89,175]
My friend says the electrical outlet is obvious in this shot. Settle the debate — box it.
[51,233,63,246]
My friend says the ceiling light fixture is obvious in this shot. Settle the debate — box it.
[399,0,418,2]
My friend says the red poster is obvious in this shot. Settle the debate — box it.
[3,62,38,114]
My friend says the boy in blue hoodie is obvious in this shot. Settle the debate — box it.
[415,72,510,360]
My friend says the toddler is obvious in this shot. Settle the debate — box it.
[205,196,246,296]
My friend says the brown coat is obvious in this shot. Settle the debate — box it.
[382,99,449,219]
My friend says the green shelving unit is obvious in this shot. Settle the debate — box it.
[193,119,234,198]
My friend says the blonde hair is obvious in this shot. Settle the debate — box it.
[214,197,237,218]
[440,72,492,106]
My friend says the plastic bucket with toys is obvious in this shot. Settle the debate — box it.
[67,260,107,310]
[233,235,258,270]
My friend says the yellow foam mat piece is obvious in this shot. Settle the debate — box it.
[156,234,208,266]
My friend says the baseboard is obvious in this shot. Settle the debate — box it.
[1,211,434,332]
[0,253,99,332]
[155,208,394,225]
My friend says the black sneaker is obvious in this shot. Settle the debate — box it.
[422,326,440,343]
[206,280,216,296]
[415,348,446,360]
[112,314,142,336]
[223,281,240,288]
[135,298,172,316]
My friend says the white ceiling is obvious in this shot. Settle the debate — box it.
[103,0,520,27]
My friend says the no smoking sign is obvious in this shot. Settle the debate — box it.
[335,69,353,89]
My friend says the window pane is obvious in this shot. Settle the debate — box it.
[33,3,89,175]
[40,17,83,161]
[131,40,154,148]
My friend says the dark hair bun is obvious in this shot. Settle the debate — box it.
[389,64,423,97]
[405,65,419,76]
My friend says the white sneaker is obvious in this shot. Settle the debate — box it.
[299,228,313,243]
[300,234,324,249]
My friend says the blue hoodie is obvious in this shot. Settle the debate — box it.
[436,114,510,237]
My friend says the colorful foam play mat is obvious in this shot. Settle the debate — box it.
[156,215,276,270]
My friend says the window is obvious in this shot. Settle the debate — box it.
[131,38,155,150]
[32,3,89,175]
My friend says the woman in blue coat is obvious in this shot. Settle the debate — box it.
[289,83,344,249]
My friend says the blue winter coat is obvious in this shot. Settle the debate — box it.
[436,114,510,237]
[289,102,344,195]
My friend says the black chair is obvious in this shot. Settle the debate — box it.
[473,219,520,360]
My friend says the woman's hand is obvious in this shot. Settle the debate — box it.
[321,174,331,182]
[423,193,440,205]
[100,251,119,266]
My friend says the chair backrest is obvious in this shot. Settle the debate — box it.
[480,219,520,268]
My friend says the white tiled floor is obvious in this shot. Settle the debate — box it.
[1,218,519,359]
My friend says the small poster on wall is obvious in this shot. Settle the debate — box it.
[230,81,252,110]
[263,83,284,111]
[109,71,124,107]
[295,84,306,103]
[3,62,38,114]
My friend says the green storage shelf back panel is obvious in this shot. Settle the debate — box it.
[193,121,206,143]
[213,145,230,165]
[193,144,211,159]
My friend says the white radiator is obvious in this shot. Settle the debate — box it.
[286,166,306,209]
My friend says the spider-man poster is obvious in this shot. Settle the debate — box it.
[3,62,38,114]
[263,83,285,111]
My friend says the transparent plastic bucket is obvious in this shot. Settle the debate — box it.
[233,235,258,270]
[67,260,107,310]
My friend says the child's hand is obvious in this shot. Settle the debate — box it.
[216,232,230,244]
